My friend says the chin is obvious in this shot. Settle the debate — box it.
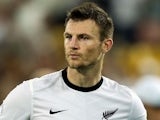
[68,60,96,69]
[68,63,92,70]
[68,63,83,69]
[67,60,81,68]
[68,64,81,69]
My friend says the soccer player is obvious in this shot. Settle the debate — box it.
[0,2,147,120]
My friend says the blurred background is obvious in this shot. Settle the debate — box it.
[0,0,160,119]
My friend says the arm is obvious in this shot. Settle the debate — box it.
[0,81,32,120]
[129,91,147,120]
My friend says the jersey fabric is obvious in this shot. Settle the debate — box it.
[0,68,147,120]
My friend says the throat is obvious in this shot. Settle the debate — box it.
[62,68,103,92]
[67,67,102,88]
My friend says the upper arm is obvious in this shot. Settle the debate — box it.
[129,91,147,120]
[0,81,32,120]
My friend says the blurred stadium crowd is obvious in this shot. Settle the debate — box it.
[0,0,160,119]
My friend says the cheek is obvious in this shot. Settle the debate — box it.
[64,41,67,48]
[64,42,69,52]
[84,45,102,58]
[90,43,102,53]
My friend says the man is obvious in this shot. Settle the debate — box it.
[0,2,146,120]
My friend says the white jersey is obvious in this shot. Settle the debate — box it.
[0,69,146,120]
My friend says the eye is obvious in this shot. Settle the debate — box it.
[64,34,72,40]
[78,34,89,40]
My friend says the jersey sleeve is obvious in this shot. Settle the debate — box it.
[129,91,147,120]
[0,80,33,120]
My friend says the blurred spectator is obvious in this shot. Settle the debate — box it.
[134,16,160,45]
[107,0,160,85]
[122,0,160,83]
[109,0,148,44]
[134,0,160,44]
[133,75,160,120]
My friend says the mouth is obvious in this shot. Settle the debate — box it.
[68,53,81,59]
[69,54,80,59]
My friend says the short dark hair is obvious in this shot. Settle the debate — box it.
[65,2,114,41]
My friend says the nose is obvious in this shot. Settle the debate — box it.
[69,37,79,49]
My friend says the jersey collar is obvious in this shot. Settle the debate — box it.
[62,68,103,92]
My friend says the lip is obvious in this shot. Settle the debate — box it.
[69,53,80,59]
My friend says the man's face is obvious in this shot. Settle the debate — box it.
[64,19,105,69]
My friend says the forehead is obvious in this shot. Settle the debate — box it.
[65,19,100,36]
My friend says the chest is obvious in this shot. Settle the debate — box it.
[31,91,131,120]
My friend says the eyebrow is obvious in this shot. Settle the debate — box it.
[64,32,92,38]
[64,32,69,36]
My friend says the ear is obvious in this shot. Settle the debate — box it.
[102,38,113,53]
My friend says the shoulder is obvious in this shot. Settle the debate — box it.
[102,77,135,97]
[102,76,145,103]
[0,69,63,119]
[0,81,32,119]
[102,77,147,119]
[2,81,31,107]
[30,69,63,92]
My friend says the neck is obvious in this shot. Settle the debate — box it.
[67,63,103,87]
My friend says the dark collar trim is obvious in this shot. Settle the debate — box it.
[62,68,103,92]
